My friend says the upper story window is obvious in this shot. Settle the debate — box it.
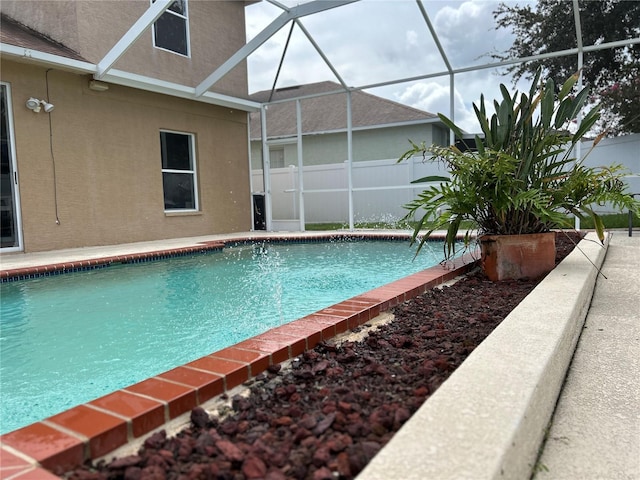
[160,130,198,211]
[152,0,190,57]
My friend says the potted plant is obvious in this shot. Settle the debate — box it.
[399,69,640,281]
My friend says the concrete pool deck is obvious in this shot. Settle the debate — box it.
[534,233,640,479]
[358,231,640,480]
[1,231,638,479]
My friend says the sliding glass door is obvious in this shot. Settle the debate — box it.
[1,83,22,251]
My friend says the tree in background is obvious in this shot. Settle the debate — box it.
[493,0,639,135]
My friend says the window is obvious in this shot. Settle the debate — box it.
[152,0,189,56]
[160,131,198,211]
[269,147,285,169]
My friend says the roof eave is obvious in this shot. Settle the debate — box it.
[1,43,260,113]
[100,69,260,112]
[1,42,95,73]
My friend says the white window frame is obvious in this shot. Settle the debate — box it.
[151,0,190,57]
[160,130,199,212]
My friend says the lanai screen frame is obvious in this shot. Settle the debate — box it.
[240,0,639,231]
[1,0,638,231]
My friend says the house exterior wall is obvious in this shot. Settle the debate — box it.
[250,123,445,169]
[0,1,81,53]
[2,60,251,252]
[0,0,248,97]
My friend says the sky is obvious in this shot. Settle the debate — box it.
[243,0,540,133]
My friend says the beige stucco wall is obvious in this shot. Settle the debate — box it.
[0,0,248,98]
[0,1,81,50]
[1,60,251,252]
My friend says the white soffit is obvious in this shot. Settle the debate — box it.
[0,43,96,74]
[100,69,261,111]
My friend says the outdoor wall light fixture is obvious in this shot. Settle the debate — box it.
[88,80,109,92]
[26,97,54,113]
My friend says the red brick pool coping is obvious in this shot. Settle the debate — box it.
[0,237,477,479]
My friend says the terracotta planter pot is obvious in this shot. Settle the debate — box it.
[479,232,556,281]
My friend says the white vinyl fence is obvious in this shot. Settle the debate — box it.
[582,133,640,198]
[251,133,639,230]
[251,156,449,227]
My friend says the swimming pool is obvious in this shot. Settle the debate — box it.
[0,239,447,434]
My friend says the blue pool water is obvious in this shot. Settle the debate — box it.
[0,240,447,434]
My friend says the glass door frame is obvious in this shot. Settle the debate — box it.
[1,82,24,252]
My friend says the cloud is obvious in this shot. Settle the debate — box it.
[245,0,452,89]
[396,82,450,111]
[406,30,419,50]
[433,1,499,67]
[394,81,477,132]
[244,0,532,131]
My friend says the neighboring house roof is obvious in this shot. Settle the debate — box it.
[249,81,437,139]
[0,14,87,62]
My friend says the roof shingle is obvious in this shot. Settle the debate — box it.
[249,81,436,138]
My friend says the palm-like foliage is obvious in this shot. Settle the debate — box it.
[400,69,639,259]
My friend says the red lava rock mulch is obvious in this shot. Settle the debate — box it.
[63,232,582,480]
